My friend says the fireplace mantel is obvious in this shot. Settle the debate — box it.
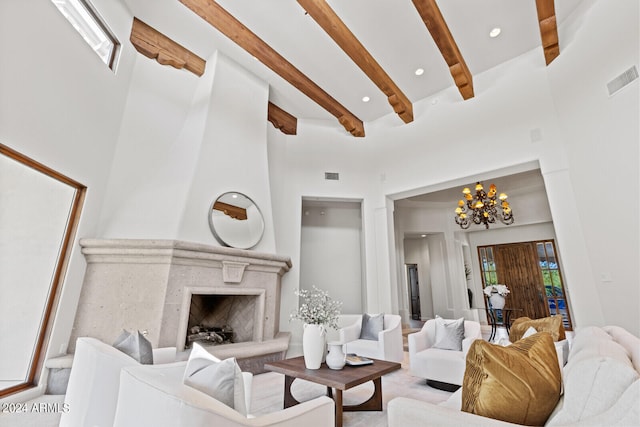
[79,238,292,273]
[71,239,292,370]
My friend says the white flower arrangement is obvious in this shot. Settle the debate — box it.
[290,286,342,330]
[483,284,510,297]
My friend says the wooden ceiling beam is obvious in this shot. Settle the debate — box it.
[535,0,560,65]
[411,0,474,100]
[268,102,298,135]
[297,0,413,124]
[130,17,206,76]
[179,0,365,137]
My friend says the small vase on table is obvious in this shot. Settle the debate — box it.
[325,341,346,370]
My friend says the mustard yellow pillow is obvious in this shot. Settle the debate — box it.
[509,315,566,342]
[462,332,562,426]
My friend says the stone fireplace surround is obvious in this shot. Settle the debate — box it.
[70,239,292,373]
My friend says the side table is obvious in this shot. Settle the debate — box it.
[478,308,522,342]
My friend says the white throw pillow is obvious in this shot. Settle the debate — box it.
[496,337,512,347]
[555,340,569,367]
[433,317,465,351]
[113,329,153,364]
[182,343,248,416]
[522,326,538,339]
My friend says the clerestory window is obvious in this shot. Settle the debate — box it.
[52,0,120,70]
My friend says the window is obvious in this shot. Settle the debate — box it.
[52,0,119,69]
[478,246,504,324]
[537,241,573,330]
[0,144,86,397]
[478,247,498,285]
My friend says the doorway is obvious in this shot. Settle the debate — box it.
[406,264,421,320]
[478,240,572,330]
[300,198,364,314]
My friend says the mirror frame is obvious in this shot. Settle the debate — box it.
[208,192,264,249]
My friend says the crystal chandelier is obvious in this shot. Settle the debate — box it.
[454,182,514,229]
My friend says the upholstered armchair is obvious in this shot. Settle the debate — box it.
[60,337,179,427]
[338,314,404,363]
[408,318,482,390]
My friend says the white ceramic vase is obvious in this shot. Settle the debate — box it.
[325,341,346,370]
[489,293,506,310]
[302,323,326,369]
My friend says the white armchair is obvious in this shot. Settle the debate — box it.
[408,318,482,389]
[59,337,178,427]
[339,314,404,363]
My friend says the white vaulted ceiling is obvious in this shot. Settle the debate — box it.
[123,0,584,132]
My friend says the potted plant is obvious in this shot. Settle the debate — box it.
[290,286,342,369]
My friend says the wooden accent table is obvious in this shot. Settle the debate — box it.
[264,356,401,427]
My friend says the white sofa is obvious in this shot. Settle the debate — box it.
[339,314,404,363]
[113,362,335,427]
[389,325,640,426]
[408,318,482,387]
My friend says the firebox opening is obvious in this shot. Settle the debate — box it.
[186,294,257,349]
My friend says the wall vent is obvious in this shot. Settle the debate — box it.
[607,66,639,96]
[324,172,339,180]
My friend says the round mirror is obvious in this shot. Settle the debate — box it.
[208,192,264,249]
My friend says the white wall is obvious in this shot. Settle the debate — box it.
[176,52,275,251]
[0,0,136,393]
[1,0,278,394]
[97,50,276,252]
[267,123,389,349]
[546,0,639,331]
[268,0,639,336]
[269,45,571,329]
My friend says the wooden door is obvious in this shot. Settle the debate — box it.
[494,243,549,320]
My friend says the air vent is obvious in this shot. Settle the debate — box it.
[607,66,639,96]
[324,172,339,180]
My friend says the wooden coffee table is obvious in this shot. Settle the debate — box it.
[264,356,401,427]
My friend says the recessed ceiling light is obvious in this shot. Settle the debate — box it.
[489,27,501,38]
[362,96,370,103]
[421,234,427,238]
[415,68,425,76]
